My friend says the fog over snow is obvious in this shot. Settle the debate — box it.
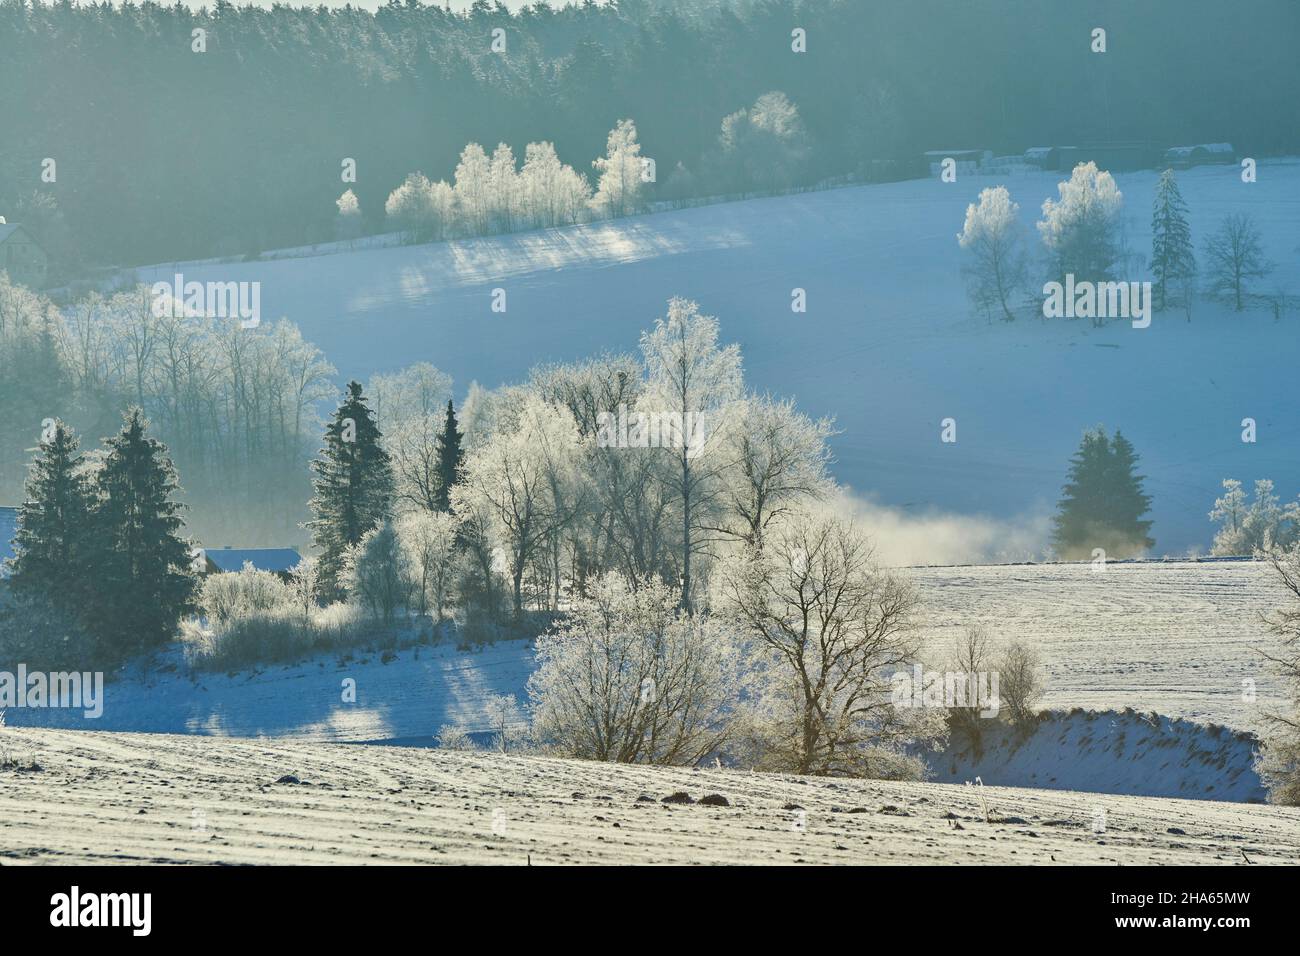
[136,161,1300,559]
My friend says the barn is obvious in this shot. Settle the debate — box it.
[1163,142,1236,169]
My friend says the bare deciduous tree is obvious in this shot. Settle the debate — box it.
[721,511,943,778]
[1204,213,1272,312]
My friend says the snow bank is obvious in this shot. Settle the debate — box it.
[923,709,1266,802]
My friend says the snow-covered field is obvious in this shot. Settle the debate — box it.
[135,161,1300,559]
[3,559,1289,802]
[5,559,1283,742]
[2,727,1296,866]
[911,559,1290,732]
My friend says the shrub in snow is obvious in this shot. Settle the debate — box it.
[944,626,994,755]
[343,521,411,626]
[528,574,740,765]
[436,724,479,751]
[997,640,1046,726]
[198,563,293,626]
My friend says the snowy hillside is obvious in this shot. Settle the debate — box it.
[135,161,1300,558]
[4,727,1297,866]
[926,710,1266,803]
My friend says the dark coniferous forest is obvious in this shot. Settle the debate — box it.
[1,0,1297,272]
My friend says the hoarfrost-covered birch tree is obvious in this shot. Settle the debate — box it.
[591,119,645,219]
[1037,161,1123,289]
[452,396,585,617]
[957,185,1027,322]
[640,298,743,609]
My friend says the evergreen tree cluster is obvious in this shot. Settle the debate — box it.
[306,383,462,602]
[2,412,197,666]
[1051,427,1154,560]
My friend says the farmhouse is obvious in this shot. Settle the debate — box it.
[0,220,49,289]
[198,545,302,581]
[1163,142,1236,169]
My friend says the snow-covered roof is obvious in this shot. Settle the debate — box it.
[0,223,21,244]
[201,547,302,574]
[0,506,18,576]
[1024,146,1056,158]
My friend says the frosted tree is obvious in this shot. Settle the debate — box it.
[488,143,520,234]
[485,693,528,753]
[1150,169,1195,312]
[1258,543,1300,805]
[715,395,834,549]
[334,188,362,243]
[396,510,458,622]
[957,185,1028,322]
[384,172,455,243]
[368,363,454,514]
[531,354,673,589]
[1204,213,1272,311]
[519,141,590,229]
[1208,478,1249,554]
[640,298,744,609]
[519,141,565,229]
[286,557,319,625]
[454,143,493,236]
[1210,478,1299,554]
[1037,161,1124,287]
[716,91,809,195]
[343,520,410,625]
[719,509,942,779]
[528,575,740,764]
[591,119,644,219]
[452,396,585,617]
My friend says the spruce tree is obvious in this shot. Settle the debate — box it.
[432,398,464,513]
[89,409,198,657]
[1151,168,1196,312]
[1105,430,1155,554]
[1052,427,1154,559]
[308,381,395,600]
[3,421,98,662]
[8,420,96,602]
